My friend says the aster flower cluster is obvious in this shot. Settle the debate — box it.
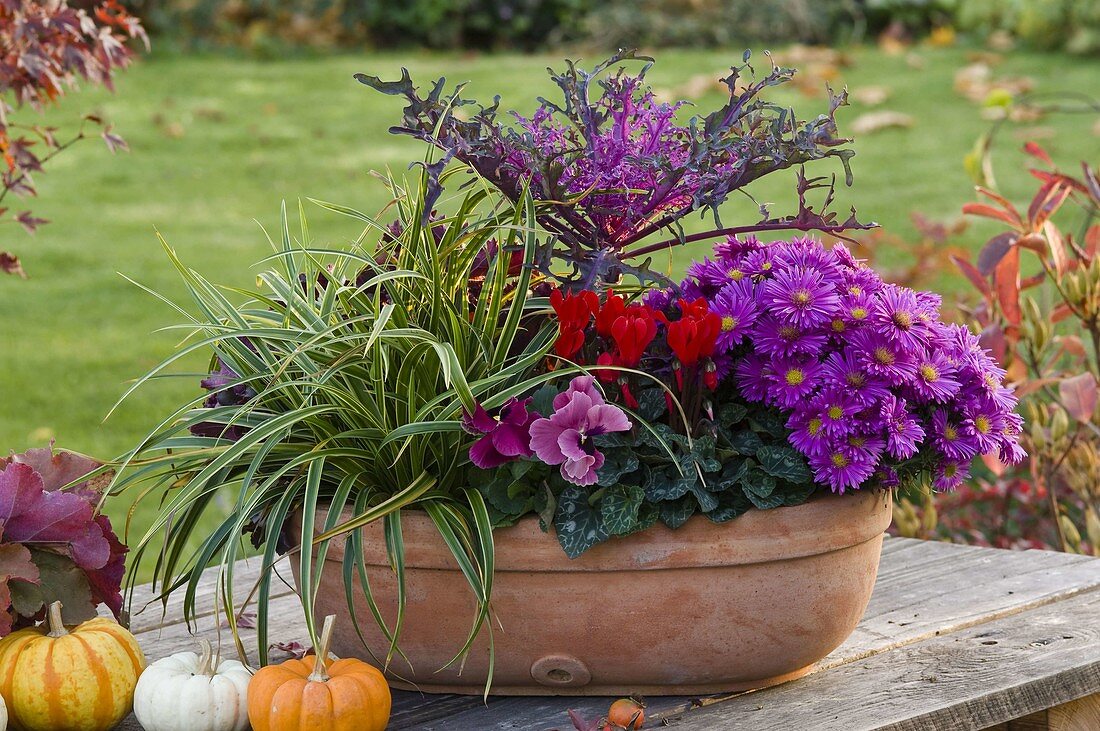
[677,235,1026,493]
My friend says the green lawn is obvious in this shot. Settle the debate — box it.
[1,45,1097,572]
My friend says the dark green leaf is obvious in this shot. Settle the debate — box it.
[28,550,97,625]
[596,447,641,487]
[637,388,668,422]
[718,402,748,427]
[554,487,608,558]
[729,429,764,455]
[530,384,558,419]
[644,467,693,502]
[600,485,645,535]
[756,445,812,484]
[659,497,696,529]
[705,489,752,523]
[689,482,719,512]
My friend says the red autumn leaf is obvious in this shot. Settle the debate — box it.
[0,544,40,635]
[1058,335,1087,358]
[973,186,1023,225]
[0,252,26,278]
[993,245,1022,328]
[1027,179,1072,232]
[1043,220,1068,277]
[1086,225,1100,258]
[1083,163,1100,203]
[952,255,992,299]
[1051,303,1074,323]
[1060,373,1098,423]
[979,323,1007,363]
[978,231,1018,276]
[1023,141,1053,167]
[962,203,1022,228]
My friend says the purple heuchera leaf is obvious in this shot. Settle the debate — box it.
[0,448,127,621]
[529,376,632,486]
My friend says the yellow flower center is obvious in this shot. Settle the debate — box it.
[721,315,738,332]
[849,286,862,296]
[827,405,843,420]
[892,311,913,329]
[850,306,868,320]
[785,368,805,386]
[943,424,958,441]
[830,452,849,468]
[874,347,895,365]
[919,364,939,383]
[849,436,866,448]
[762,262,772,271]
[943,463,958,478]
[846,372,865,387]
[831,318,846,333]
[808,418,823,435]
[729,268,744,281]
[792,290,811,306]
[975,415,992,434]
[779,325,799,340]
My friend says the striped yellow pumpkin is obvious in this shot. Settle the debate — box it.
[0,601,145,731]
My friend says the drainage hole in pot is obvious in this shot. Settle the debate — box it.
[981,640,997,645]
[547,669,573,683]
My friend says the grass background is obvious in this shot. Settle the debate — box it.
[1,45,1097,570]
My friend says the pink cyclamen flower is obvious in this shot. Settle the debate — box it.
[529,376,631,486]
[462,397,538,469]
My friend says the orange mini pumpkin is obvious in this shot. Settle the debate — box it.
[247,614,390,731]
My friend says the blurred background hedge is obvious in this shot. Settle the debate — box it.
[99,0,1100,55]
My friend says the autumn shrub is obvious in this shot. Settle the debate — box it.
[0,0,146,277]
[891,112,1100,553]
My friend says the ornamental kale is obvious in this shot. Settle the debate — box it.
[0,447,127,633]
[358,50,874,290]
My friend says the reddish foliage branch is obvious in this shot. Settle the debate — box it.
[0,0,147,275]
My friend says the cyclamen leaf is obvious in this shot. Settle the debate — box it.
[636,388,668,422]
[756,445,812,484]
[659,497,696,529]
[600,485,645,536]
[689,482,719,513]
[728,429,764,455]
[718,402,748,427]
[554,487,608,559]
[596,449,640,488]
[705,490,753,523]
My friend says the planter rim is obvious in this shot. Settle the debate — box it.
[310,489,892,573]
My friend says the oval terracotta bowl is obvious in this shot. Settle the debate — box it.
[293,489,892,696]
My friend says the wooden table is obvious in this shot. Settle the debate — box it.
[117,537,1100,730]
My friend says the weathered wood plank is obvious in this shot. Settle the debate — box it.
[112,538,1100,731]
[661,589,1100,731]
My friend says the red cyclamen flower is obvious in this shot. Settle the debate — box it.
[662,298,721,367]
[550,288,599,359]
[610,305,659,367]
[594,290,628,337]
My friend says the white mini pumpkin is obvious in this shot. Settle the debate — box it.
[0,691,7,731]
[133,639,251,731]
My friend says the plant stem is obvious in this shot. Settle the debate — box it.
[197,638,215,676]
[46,601,68,638]
[307,614,337,683]
[624,221,875,260]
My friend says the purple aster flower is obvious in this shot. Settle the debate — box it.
[686,257,741,292]
[809,441,878,494]
[841,266,884,297]
[643,287,673,312]
[761,266,840,328]
[830,242,862,269]
[932,408,980,462]
[787,405,831,458]
[752,316,829,357]
[873,465,901,488]
[711,280,758,350]
[851,329,916,385]
[529,376,631,486]
[743,247,777,278]
[735,353,772,402]
[810,387,863,438]
[909,349,962,404]
[933,459,970,491]
[714,234,762,262]
[998,411,1027,464]
[839,290,875,328]
[840,431,886,464]
[962,403,1005,454]
[873,285,930,345]
[774,236,834,271]
[881,395,925,459]
[767,354,821,408]
[820,350,892,405]
[463,397,539,469]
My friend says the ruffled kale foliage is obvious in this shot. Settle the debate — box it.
[0,448,126,633]
[357,50,873,290]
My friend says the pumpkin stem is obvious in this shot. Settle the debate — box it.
[307,614,336,683]
[46,601,68,638]
[197,638,216,676]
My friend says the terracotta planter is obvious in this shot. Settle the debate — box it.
[292,489,892,696]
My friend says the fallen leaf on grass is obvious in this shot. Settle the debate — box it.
[850,111,914,135]
[851,86,891,107]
